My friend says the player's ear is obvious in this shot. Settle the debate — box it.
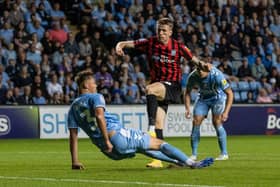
[83,82,88,89]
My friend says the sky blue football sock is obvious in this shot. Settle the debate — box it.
[144,150,178,164]
[191,125,200,156]
[160,143,189,164]
[216,125,228,155]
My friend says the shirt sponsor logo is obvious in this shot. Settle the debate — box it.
[152,55,175,63]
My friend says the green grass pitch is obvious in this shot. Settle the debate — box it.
[0,136,279,187]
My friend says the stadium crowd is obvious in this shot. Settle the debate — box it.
[0,0,279,105]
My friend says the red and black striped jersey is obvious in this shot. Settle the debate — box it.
[134,36,193,82]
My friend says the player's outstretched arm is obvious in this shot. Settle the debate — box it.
[115,41,135,56]
[95,107,113,153]
[69,128,85,170]
[191,56,212,71]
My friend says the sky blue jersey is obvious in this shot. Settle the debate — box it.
[67,93,122,141]
[186,67,230,100]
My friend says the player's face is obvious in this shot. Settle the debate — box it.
[157,24,172,44]
[86,77,97,93]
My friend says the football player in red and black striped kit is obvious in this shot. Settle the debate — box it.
[116,17,211,168]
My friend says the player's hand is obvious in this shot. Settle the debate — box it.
[72,162,85,170]
[201,63,212,72]
[116,43,124,56]
[105,140,113,153]
[185,110,191,119]
[221,112,228,122]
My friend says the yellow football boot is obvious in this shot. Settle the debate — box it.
[146,131,163,168]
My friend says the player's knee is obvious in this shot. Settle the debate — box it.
[212,115,222,126]
[146,86,155,95]
[193,118,203,125]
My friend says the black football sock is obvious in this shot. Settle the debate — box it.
[155,129,164,140]
[146,94,158,127]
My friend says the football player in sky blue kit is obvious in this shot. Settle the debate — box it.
[68,70,214,170]
[184,65,233,161]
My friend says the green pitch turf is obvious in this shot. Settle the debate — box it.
[0,136,279,187]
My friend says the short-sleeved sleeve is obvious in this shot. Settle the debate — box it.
[67,108,78,129]
[134,38,149,52]
[216,71,230,90]
[91,93,106,109]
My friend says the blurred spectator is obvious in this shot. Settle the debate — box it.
[269,16,280,38]
[0,63,10,88]
[0,22,14,46]
[105,0,118,16]
[9,3,24,27]
[91,30,107,58]
[26,19,45,41]
[4,88,17,105]
[3,43,16,65]
[62,73,77,99]
[48,21,68,45]
[33,88,47,104]
[97,77,111,103]
[129,0,143,15]
[95,63,113,88]
[34,0,53,15]
[29,33,43,54]
[24,3,42,24]
[13,65,33,88]
[64,32,79,56]
[49,91,62,104]
[41,31,54,55]
[5,59,17,80]
[31,74,47,97]
[18,85,33,104]
[213,36,230,58]
[256,88,273,103]
[124,78,140,103]
[246,91,255,103]
[237,58,254,81]
[111,92,123,104]
[52,45,67,67]
[78,35,92,59]
[241,35,252,57]
[63,94,71,104]
[36,2,51,28]
[50,2,65,22]
[251,56,268,80]
[46,73,63,98]
[136,76,146,103]
[26,43,42,65]
[103,12,121,46]
[104,54,118,79]
[0,73,8,103]
[78,0,93,24]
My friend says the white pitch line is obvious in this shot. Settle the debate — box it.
[0,176,224,187]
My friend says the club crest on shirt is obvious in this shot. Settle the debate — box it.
[222,79,227,86]
[171,50,176,56]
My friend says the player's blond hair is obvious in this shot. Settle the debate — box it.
[157,17,174,30]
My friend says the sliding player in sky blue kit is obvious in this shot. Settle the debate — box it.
[185,65,233,161]
[68,70,214,170]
